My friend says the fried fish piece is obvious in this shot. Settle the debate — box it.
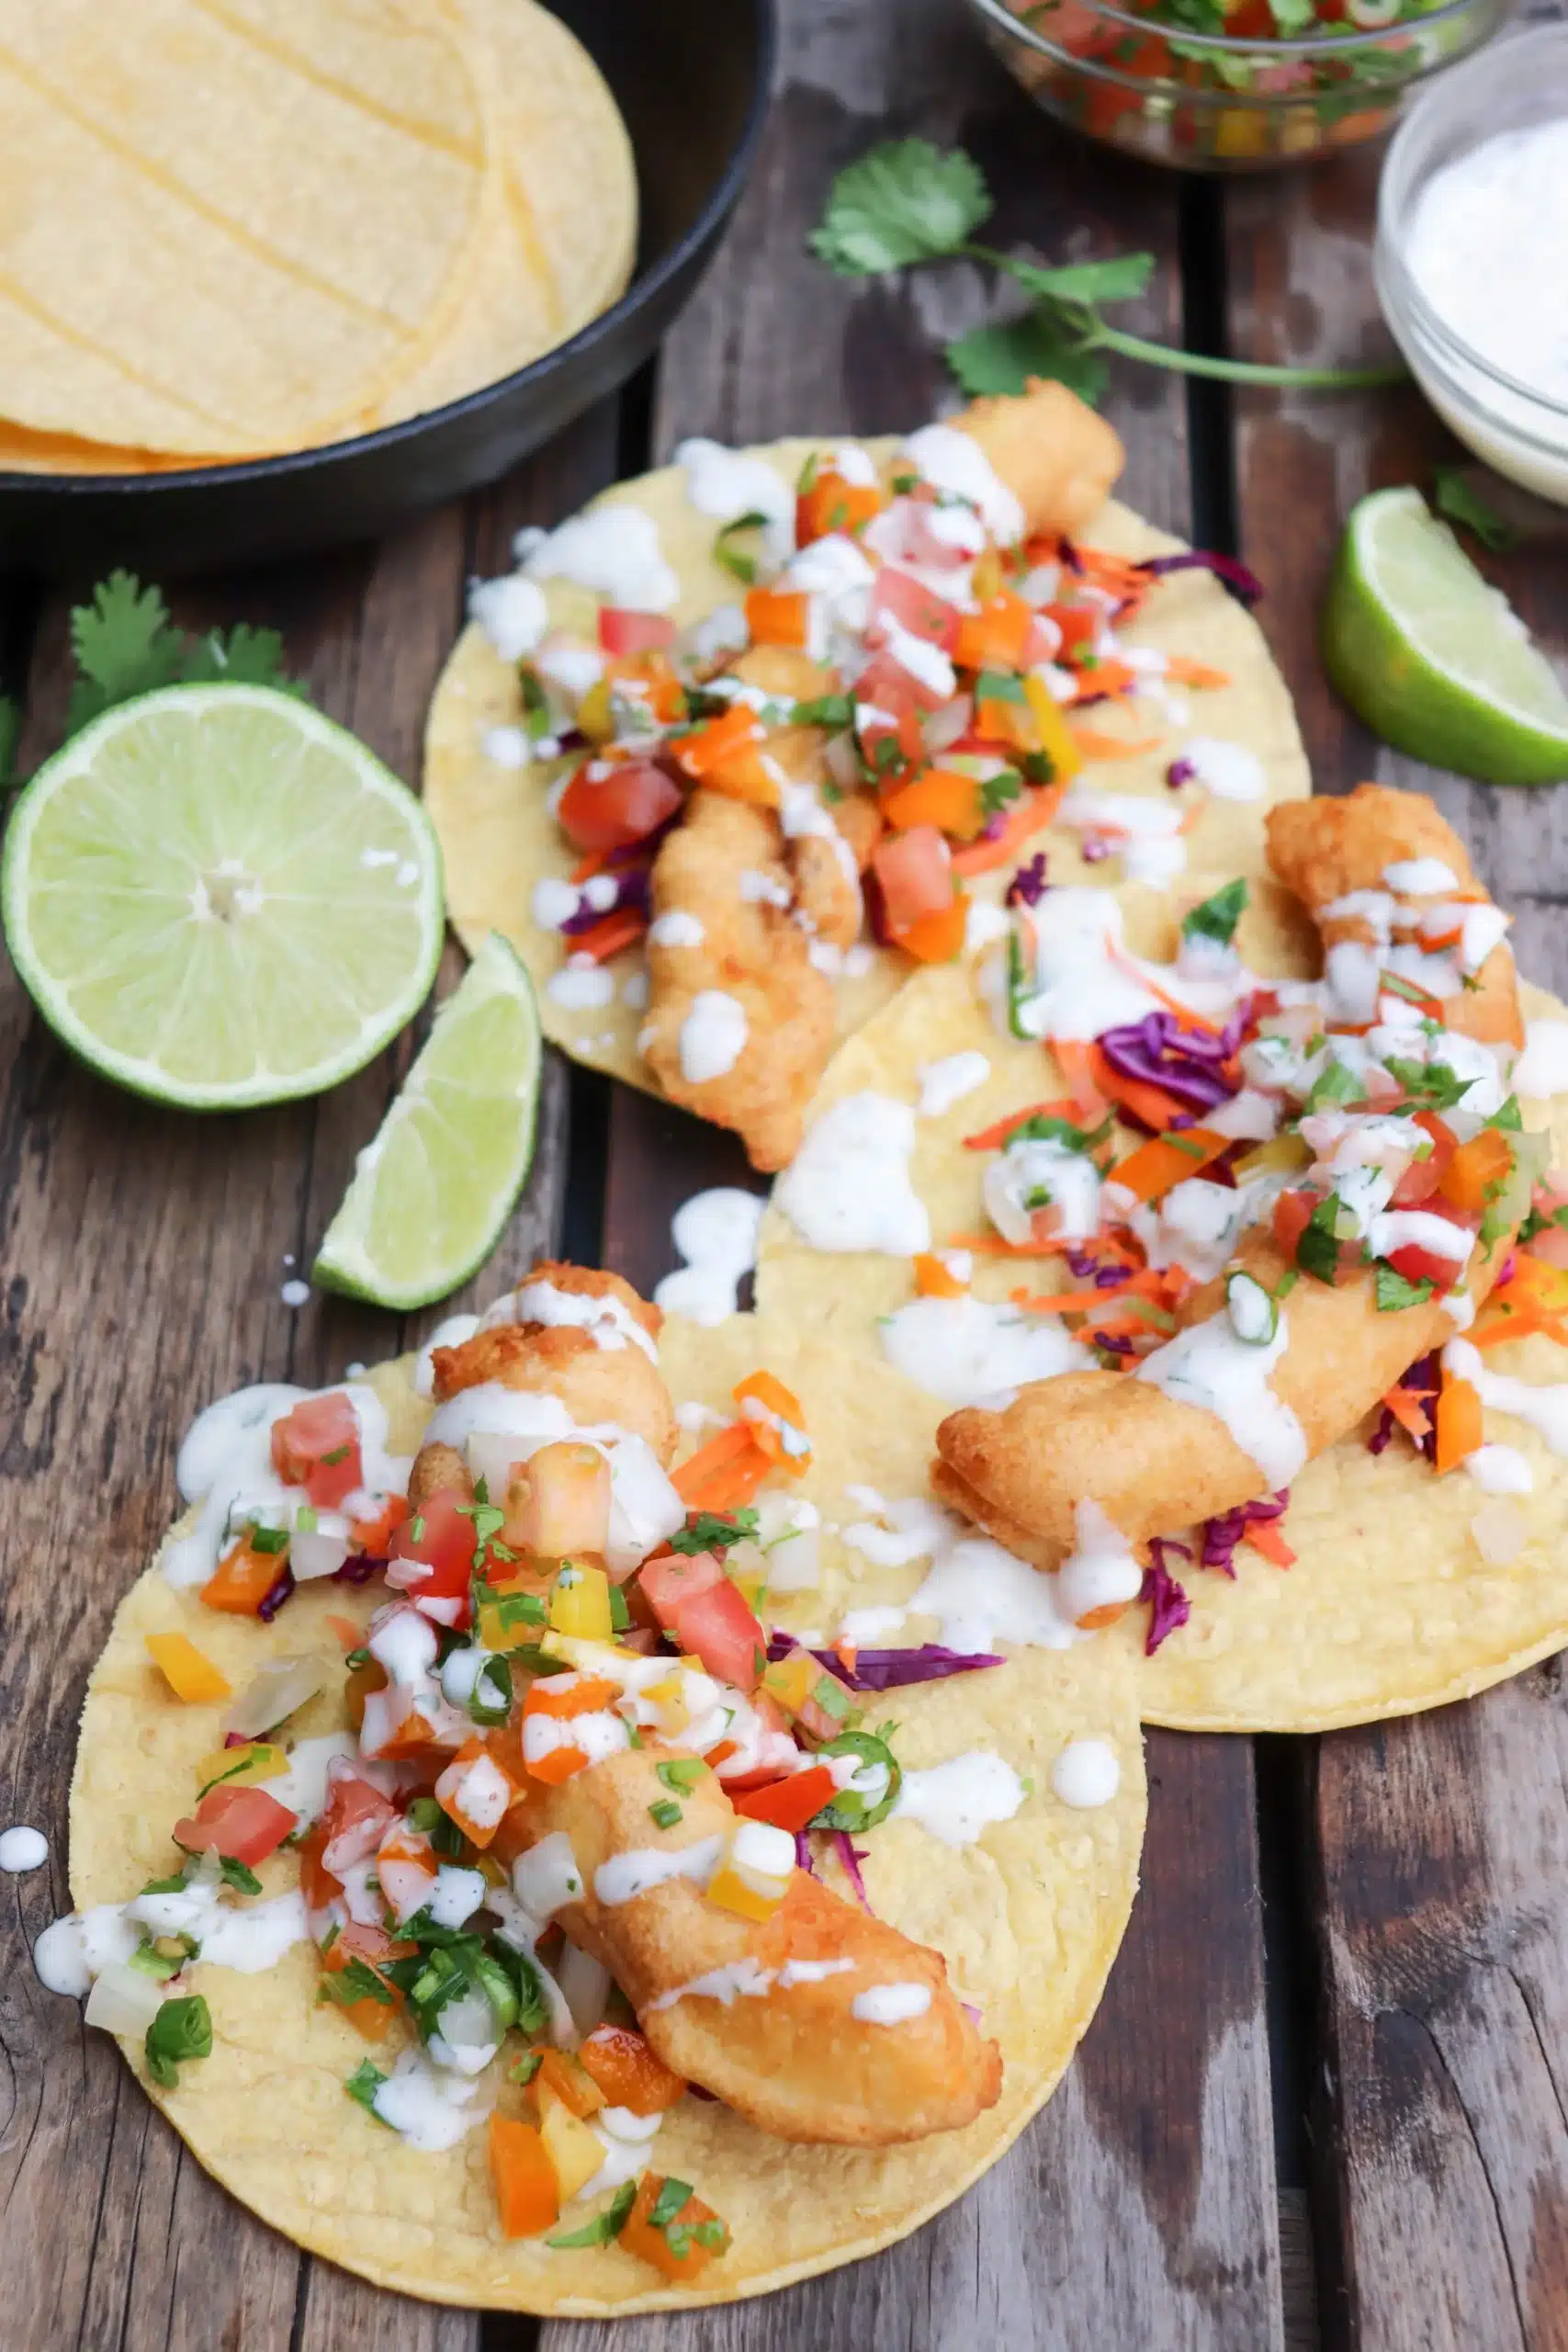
[527,1745,1002,2146]
[639,790,839,1172]
[951,378,1124,539]
[934,789,1524,1569]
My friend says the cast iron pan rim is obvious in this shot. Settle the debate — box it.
[0,0,778,503]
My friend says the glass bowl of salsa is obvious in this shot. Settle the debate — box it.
[964,0,1508,170]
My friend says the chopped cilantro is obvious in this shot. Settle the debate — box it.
[1374,1263,1437,1312]
[975,667,1026,705]
[609,1585,630,1633]
[318,1958,394,2009]
[1295,1195,1343,1285]
[344,2058,389,2117]
[670,1510,760,1555]
[64,572,306,740]
[1383,1057,1475,1113]
[979,767,1024,816]
[794,694,855,729]
[144,1994,212,2089]
[1489,1095,1523,1133]
[713,510,771,586]
[649,2177,696,2233]
[547,2179,639,2250]
[319,1444,351,1467]
[218,1855,263,1896]
[812,1673,852,1722]
[1304,1058,1365,1114]
[468,1654,513,1727]
[666,2217,729,2260]
[1181,877,1247,947]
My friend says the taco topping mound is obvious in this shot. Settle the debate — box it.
[43,1263,1144,2312]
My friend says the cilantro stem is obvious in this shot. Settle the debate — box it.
[1088,321,1407,391]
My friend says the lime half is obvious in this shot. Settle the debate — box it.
[1322,486,1568,786]
[2,684,444,1107]
[312,932,541,1311]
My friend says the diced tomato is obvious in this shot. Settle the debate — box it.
[271,1393,363,1509]
[598,609,674,658]
[1048,603,1100,657]
[318,1773,398,1876]
[1387,1241,1464,1291]
[578,2025,686,2115]
[731,1763,836,1832]
[349,1494,410,1555]
[866,568,961,654]
[1271,1189,1319,1263]
[556,759,682,855]
[872,826,954,933]
[637,1548,725,1634]
[387,1487,479,1620]
[172,1783,298,1867]
[672,1577,766,1691]
[712,1690,794,1790]
[297,1822,342,1913]
[796,469,882,547]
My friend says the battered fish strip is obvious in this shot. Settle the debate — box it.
[932,789,1526,1569]
[641,388,1125,1171]
[525,1744,1002,2147]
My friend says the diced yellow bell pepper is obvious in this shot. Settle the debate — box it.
[728,1569,768,1617]
[640,1675,690,1736]
[477,1574,551,1653]
[537,2088,605,2201]
[970,548,1003,604]
[705,1863,784,1924]
[193,1739,286,1791]
[146,1632,232,1705]
[1022,674,1083,786]
[1233,1133,1311,1182]
[760,1651,816,1719]
[547,1564,614,1643]
[575,678,615,743]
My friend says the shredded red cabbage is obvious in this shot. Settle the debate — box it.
[1166,757,1197,790]
[1064,1246,1130,1291]
[833,1831,872,1912]
[764,1633,1001,1690]
[1368,1352,1439,1461]
[1007,853,1048,908]
[794,1832,818,1878]
[257,1564,296,1622]
[1198,1489,1289,1577]
[333,1554,382,1587]
[222,1730,249,1750]
[1098,1011,1242,1116]
[560,865,650,935]
[1141,1541,1191,1654]
[1081,838,1112,864]
[1137,550,1263,607]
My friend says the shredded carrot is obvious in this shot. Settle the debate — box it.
[1176,788,1212,834]
[1471,1310,1568,1351]
[326,1614,364,1652]
[1246,1519,1296,1568]
[568,907,648,963]
[1049,1038,1113,1125]
[1108,1125,1227,1204]
[671,1421,753,1499]
[1381,1385,1433,1442]
[1085,1040,1188,1133]
[962,1098,1079,1152]
[673,1420,774,1511]
[1076,548,1150,605]
[1010,1286,1140,1317]
[569,847,610,886]
[1165,656,1231,690]
[947,1231,1060,1257]
[1434,1371,1484,1473]
[949,784,1064,876]
[1069,725,1163,761]
[1077,657,1140,701]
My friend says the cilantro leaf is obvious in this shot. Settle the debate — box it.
[946,311,1109,406]
[980,767,1023,817]
[1010,253,1156,307]
[218,1855,263,1896]
[344,2058,389,2117]
[547,2178,638,2250]
[670,1510,759,1556]
[1181,876,1247,947]
[1304,1058,1366,1114]
[1294,1195,1343,1285]
[67,572,186,735]
[1384,1056,1476,1113]
[1374,1263,1437,1312]
[1433,466,1516,554]
[144,1993,212,2088]
[181,621,302,695]
[811,140,990,274]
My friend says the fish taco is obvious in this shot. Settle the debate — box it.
[423,382,1309,1170]
[755,785,1568,1732]
[41,1268,1142,2312]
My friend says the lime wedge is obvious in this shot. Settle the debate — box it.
[1322,486,1568,786]
[2,684,443,1107]
[312,932,541,1310]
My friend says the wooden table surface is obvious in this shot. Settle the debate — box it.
[6,3,1568,2346]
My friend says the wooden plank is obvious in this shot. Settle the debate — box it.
[1225,149,1568,2352]
[542,3,1283,2346]
[0,410,619,2349]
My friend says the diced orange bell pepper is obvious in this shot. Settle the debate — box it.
[347,1495,409,1555]
[578,2025,687,2116]
[913,1251,966,1298]
[145,1631,232,1704]
[434,1736,520,1849]
[796,469,882,546]
[568,908,649,963]
[531,2046,605,2120]
[892,895,968,964]
[490,2113,559,2239]
[620,2173,730,2282]
[320,1931,403,2042]
[744,586,811,649]
[200,1533,287,1616]
[1109,1127,1228,1205]
[703,745,782,810]
[1435,1371,1484,1474]
[524,1674,620,1722]
[1438,1127,1514,1216]
[953,590,1032,672]
[298,1823,343,1913]
[881,767,985,840]
[673,703,762,781]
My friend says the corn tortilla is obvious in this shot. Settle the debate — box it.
[0,0,494,455]
[423,439,1309,1097]
[754,898,1568,1733]
[68,1331,1144,2312]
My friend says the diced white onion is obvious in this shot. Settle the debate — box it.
[923,694,973,755]
[85,1963,166,2037]
[557,1940,613,2037]
[1471,1498,1527,1567]
[290,1527,351,1581]
[226,1656,324,1738]
[765,1524,821,1591]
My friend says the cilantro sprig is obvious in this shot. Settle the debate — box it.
[1433,466,1516,554]
[810,141,1406,407]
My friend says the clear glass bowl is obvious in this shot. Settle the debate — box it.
[1376,25,1568,503]
[964,0,1509,172]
